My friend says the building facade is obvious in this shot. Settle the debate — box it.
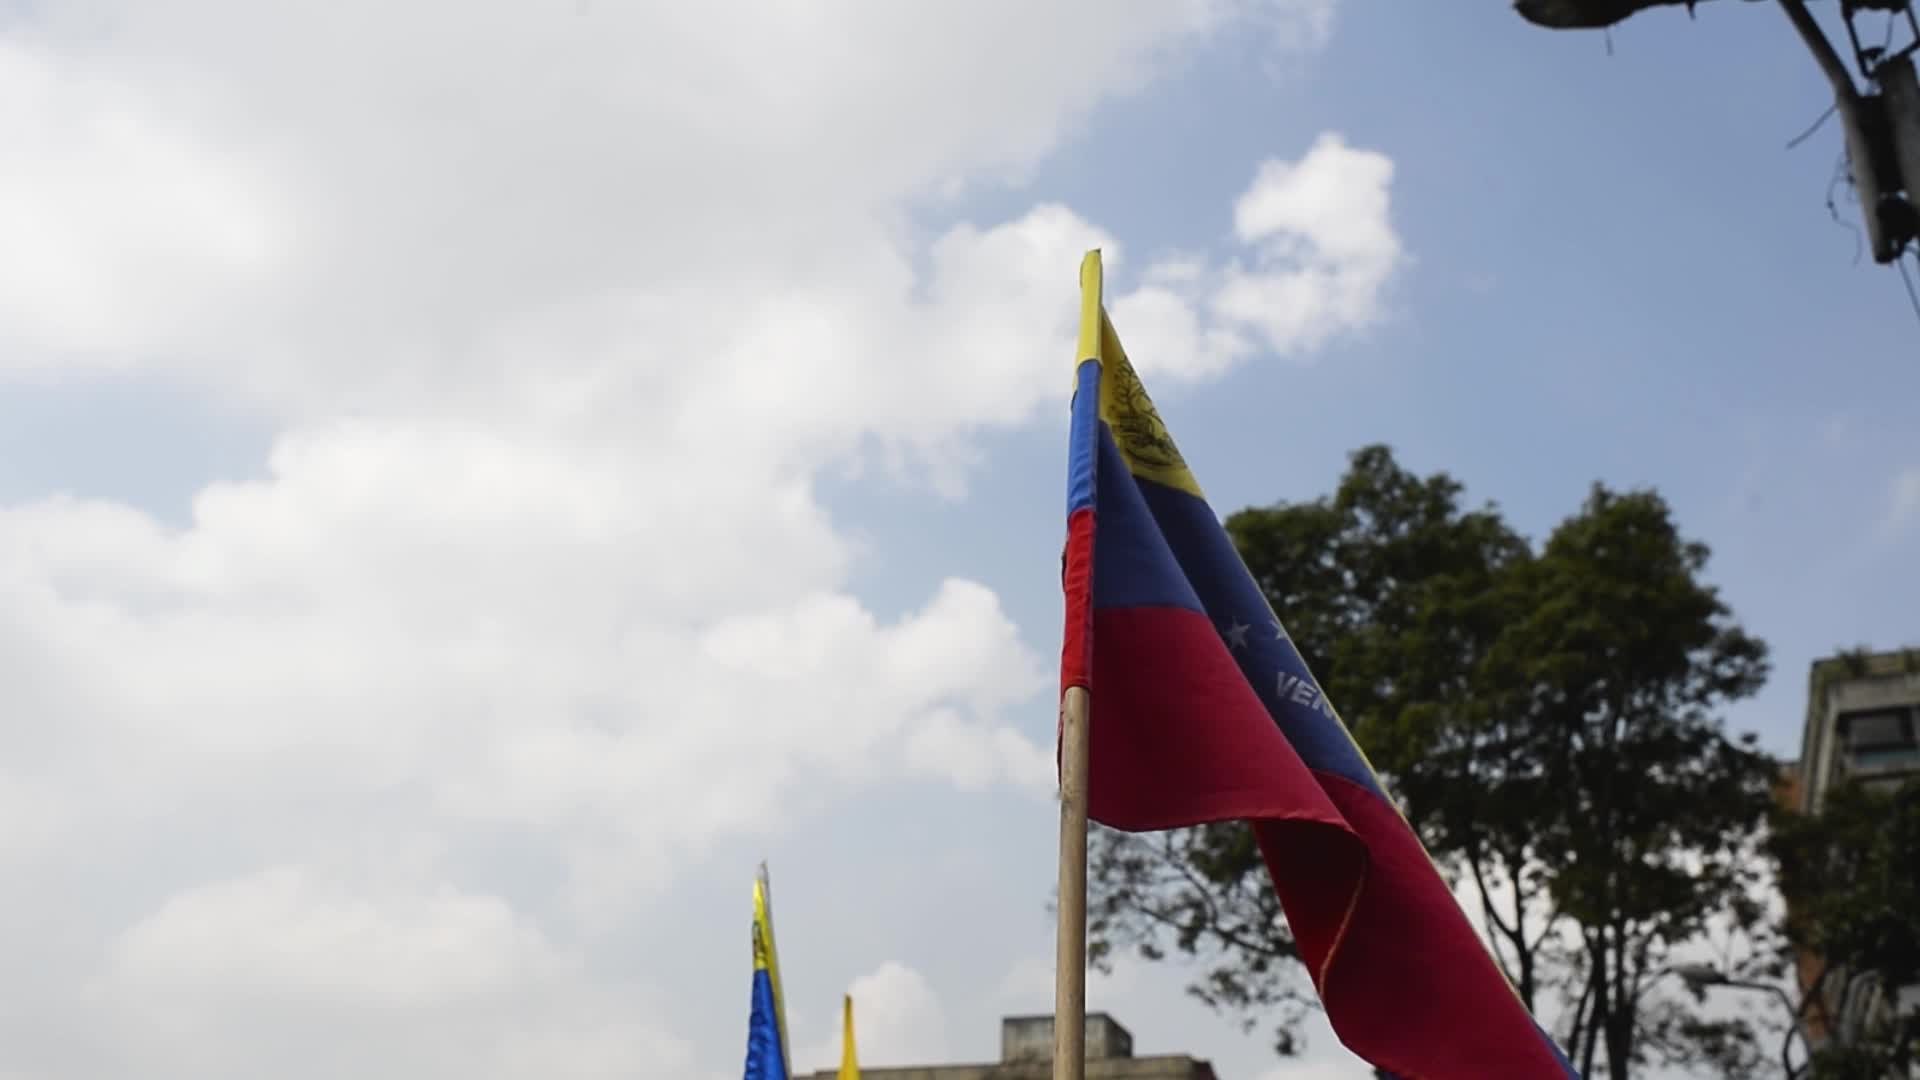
[797,1013,1218,1080]
[1791,649,1920,1055]
[1795,649,1920,814]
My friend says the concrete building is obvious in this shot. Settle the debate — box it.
[797,1013,1218,1080]
[1795,648,1920,815]
[1790,648,1920,1056]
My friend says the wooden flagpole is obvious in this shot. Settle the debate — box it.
[1054,684,1091,1080]
[1055,249,1102,1080]
[1053,249,1105,1080]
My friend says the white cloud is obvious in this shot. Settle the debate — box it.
[110,866,566,1006]
[0,1,1396,1076]
[1105,135,1403,380]
[0,0,1340,405]
[797,962,949,1073]
[1112,270,1256,381]
[0,37,290,363]
[1216,132,1404,356]
[1884,465,1920,536]
[92,866,701,1080]
[991,948,1153,1031]
[1254,1063,1373,1080]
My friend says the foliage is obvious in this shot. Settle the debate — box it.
[1084,445,1776,1079]
[1772,779,1920,1078]
[1511,484,1777,1079]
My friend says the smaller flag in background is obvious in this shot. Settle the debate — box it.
[839,994,860,1080]
[743,868,791,1080]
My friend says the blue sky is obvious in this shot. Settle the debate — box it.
[870,0,1920,754]
[1,3,1914,1080]
[814,8,1920,1075]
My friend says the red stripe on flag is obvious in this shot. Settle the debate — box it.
[1261,777,1572,1080]
[1060,508,1095,694]
[1088,606,1569,1079]
[1084,606,1349,836]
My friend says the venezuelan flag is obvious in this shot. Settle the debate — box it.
[743,867,791,1080]
[1059,250,1577,1079]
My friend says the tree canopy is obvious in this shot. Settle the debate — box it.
[1086,445,1775,1080]
[1771,778,1920,1077]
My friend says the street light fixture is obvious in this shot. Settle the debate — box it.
[1669,963,1732,990]
[1516,0,1920,265]
[1665,963,1808,1079]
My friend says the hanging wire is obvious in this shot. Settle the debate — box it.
[1787,102,1839,149]
[1899,250,1920,330]
[1827,151,1867,264]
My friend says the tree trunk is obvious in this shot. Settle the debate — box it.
[1603,1007,1633,1080]
[1592,919,1638,1080]
[1581,940,1608,1080]
[1564,963,1597,1066]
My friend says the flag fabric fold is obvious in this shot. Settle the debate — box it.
[1059,249,1577,1080]
[743,868,791,1080]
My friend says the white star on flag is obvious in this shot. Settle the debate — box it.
[1223,618,1251,650]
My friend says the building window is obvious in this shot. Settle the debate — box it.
[1839,707,1920,771]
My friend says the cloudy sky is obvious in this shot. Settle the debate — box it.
[3,1,1917,1078]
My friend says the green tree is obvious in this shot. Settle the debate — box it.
[1771,779,1920,1077]
[1085,447,1776,1080]
[1513,485,1776,1079]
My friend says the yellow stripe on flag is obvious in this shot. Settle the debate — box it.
[752,869,791,1071]
[1076,250,1205,499]
[838,993,860,1079]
